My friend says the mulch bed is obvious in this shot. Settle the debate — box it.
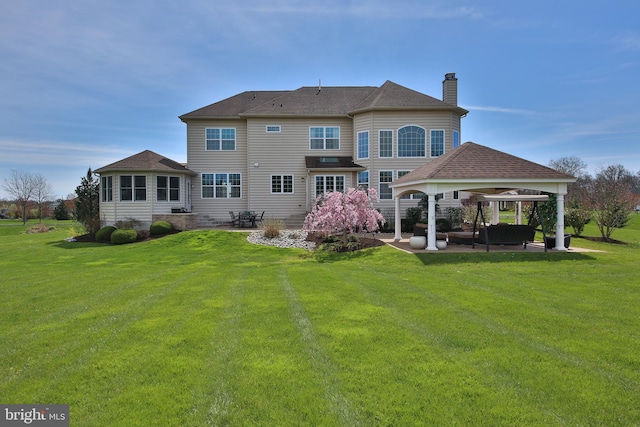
[305,232,386,250]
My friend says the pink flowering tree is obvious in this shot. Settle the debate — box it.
[303,187,386,245]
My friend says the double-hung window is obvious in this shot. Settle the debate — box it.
[120,175,146,201]
[310,127,340,150]
[206,128,236,151]
[357,131,369,159]
[271,175,294,194]
[314,175,344,197]
[357,171,369,190]
[431,130,445,157]
[101,176,113,202]
[157,176,180,201]
[379,171,393,200]
[379,130,393,158]
[398,126,426,157]
[201,173,241,198]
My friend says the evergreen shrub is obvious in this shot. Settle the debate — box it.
[110,229,138,245]
[95,225,117,242]
[150,220,173,236]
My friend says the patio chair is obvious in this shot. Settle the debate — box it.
[256,211,265,225]
[228,211,240,227]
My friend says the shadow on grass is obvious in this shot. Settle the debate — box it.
[47,240,111,250]
[414,251,596,266]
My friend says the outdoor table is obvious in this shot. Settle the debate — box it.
[239,211,257,228]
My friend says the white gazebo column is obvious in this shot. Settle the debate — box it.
[394,193,402,241]
[427,194,438,251]
[491,201,500,225]
[555,193,567,251]
[516,201,522,224]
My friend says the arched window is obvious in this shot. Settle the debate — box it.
[398,126,426,157]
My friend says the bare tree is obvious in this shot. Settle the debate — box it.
[32,173,54,223]
[582,164,635,241]
[548,156,588,205]
[548,156,588,178]
[2,170,37,224]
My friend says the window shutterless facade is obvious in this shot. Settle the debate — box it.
[314,175,345,197]
[201,173,241,198]
[310,127,340,150]
[357,171,369,189]
[266,125,281,133]
[379,171,393,200]
[157,176,180,201]
[398,126,426,157]
[119,175,146,201]
[357,131,369,159]
[271,175,294,193]
[379,130,393,158]
[205,128,236,151]
[430,130,445,157]
[453,130,460,148]
[101,176,113,202]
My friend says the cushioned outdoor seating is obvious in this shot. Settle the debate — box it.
[475,224,536,251]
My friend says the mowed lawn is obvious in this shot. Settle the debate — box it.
[1,218,639,426]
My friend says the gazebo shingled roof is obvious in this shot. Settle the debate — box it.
[392,141,573,184]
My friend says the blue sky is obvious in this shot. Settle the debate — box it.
[2,0,639,199]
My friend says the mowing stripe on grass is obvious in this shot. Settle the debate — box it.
[280,269,362,427]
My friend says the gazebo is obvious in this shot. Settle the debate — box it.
[388,142,576,251]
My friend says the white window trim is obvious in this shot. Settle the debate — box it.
[266,125,281,133]
[201,172,242,199]
[205,128,237,151]
[357,170,369,189]
[119,175,147,202]
[430,129,446,158]
[156,175,181,202]
[270,174,294,194]
[379,129,394,158]
[397,125,427,158]
[101,175,113,202]
[379,170,393,200]
[314,175,345,198]
[309,126,341,150]
[357,130,369,160]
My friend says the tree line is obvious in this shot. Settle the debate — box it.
[1,168,99,232]
[548,157,639,241]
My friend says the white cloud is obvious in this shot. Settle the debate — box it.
[613,32,640,52]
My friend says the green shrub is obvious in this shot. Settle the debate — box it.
[150,220,173,236]
[95,225,117,242]
[110,229,138,245]
[436,218,453,232]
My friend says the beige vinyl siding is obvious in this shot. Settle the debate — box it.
[245,117,354,217]
[187,119,249,221]
[351,110,462,218]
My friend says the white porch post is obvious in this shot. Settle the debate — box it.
[427,194,438,251]
[516,201,522,224]
[491,201,500,225]
[555,193,567,251]
[394,193,402,241]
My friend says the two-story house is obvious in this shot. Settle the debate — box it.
[179,73,468,226]
[95,74,468,228]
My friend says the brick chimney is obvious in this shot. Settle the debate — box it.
[442,73,458,106]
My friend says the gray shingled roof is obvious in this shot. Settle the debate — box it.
[179,81,467,119]
[179,91,290,119]
[350,80,468,115]
[391,142,575,184]
[95,150,196,175]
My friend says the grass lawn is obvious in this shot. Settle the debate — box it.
[1,218,639,426]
